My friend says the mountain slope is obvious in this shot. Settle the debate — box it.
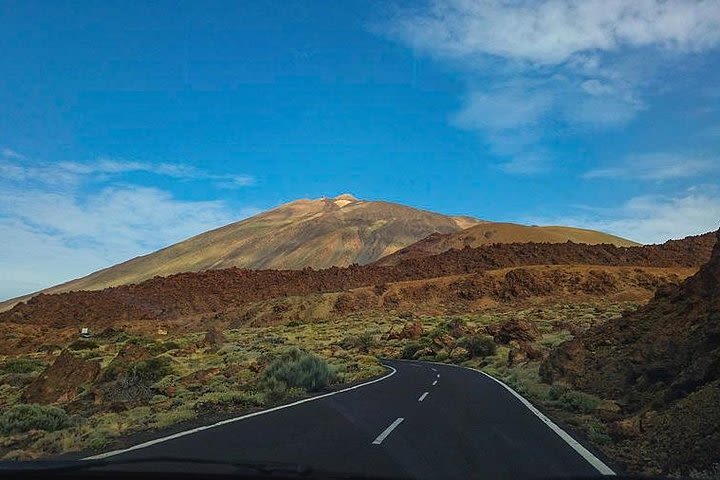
[0,195,639,312]
[540,229,720,474]
[0,194,479,309]
[374,222,639,266]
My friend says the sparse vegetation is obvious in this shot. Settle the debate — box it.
[127,357,173,384]
[548,384,601,413]
[0,301,646,465]
[458,334,497,358]
[340,331,378,353]
[0,404,70,434]
[0,358,45,374]
[68,339,99,351]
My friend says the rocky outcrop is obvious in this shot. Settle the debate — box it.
[24,350,100,404]
[106,343,152,374]
[385,321,424,340]
[540,228,720,474]
[490,318,539,344]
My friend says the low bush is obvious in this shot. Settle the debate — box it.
[341,332,376,353]
[0,404,70,434]
[193,391,264,412]
[548,383,571,401]
[548,384,601,413]
[0,358,45,374]
[151,408,197,429]
[584,418,612,445]
[458,335,497,358]
[260,348,335,399]
[127,357,173,384]
[399,342,419,359]
[68,339,99,351]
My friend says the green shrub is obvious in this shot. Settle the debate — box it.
[260,348,335,398]
[85,430,112,450]
[548,383,571,401]
[585,418,612,445]
[458,335,497,358]
[433,351,449,362]
[400,341,423,359]
[127,357,173,384]
[68,339,99,351]
[0,404,70,434]
[341,332,376,353]
[1,358,45,374]
[152,408,197,429]
[193,391,264,412]
[548,384,600,413]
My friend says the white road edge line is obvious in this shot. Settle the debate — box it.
[372,417,404,445]
[475,369,616,476]
[432,380,438,386]
[388,360,616,476]
[84,366,398,461]
[418,392,429,402]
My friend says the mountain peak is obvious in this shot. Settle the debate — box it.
[334,193,358,201]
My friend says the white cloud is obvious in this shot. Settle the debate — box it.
[0,155,259,300]
[520,191,720,244]
[584,153,718,180]
[389,0,720,65]
[382,0,720,174]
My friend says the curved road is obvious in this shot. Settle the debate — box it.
[88,360,614,479]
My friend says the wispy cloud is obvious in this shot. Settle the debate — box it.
[2,148,25,159]
[497,155,550,175]
[520,189,720,244]
[0,153,258,300]
[584,153,718,180]
[57,158,256,188]
[381,0,720,174]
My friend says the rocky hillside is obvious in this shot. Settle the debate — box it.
[375,222,638,266]
[1,232,713,351]
[541,229,720,474]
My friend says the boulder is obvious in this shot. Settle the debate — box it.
[493,318,539,344]
[507,341,543,366]
[24,350,100,404]
[610,416,642,439]
[539,339,587,384]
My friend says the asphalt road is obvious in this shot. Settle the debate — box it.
[89,360,614,479]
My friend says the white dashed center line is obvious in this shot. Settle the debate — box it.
[432,380,438,386]
[372,418,404,445]
[437,373,440,378]
[418,392,429,402]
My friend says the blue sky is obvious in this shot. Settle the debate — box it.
[1,0,720,299]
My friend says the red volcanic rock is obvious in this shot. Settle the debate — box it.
[24,350,100,404]
[0,232,714,341]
